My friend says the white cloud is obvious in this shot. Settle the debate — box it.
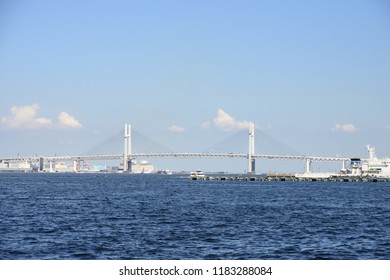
[332,123,358,133]
[0,103,82,130]
[0,103,53,129]
[58,112,83,129]
[167,125,186,132]
[204,108,251,131]
[201,121,212,130]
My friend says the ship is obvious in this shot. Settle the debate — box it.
[354,145,390,178]
[157,169,173,175]
[129,160,155,174]
[190,170,205,180]
[296,145,390,179]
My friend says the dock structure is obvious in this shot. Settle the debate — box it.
[190,174,390,182]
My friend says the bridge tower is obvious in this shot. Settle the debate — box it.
[124,124,132,172]
[248,122,255,174]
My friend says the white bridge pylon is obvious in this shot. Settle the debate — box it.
[248,122,255,174]
[123,123,131,172]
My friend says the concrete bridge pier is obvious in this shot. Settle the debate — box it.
[248,122,255,174]
[73,159,79,172]
[39,157,44,172]
[123,124,132,173]
[305,158,312,174]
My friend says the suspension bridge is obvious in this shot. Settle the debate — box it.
[0,123,351,174]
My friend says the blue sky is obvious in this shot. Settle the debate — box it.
[1,0,389,172]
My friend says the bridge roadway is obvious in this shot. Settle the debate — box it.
[0,153,350,163]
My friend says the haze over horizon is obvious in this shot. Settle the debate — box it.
[1,0,389,172]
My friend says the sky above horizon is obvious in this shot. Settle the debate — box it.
[1,0,389,172]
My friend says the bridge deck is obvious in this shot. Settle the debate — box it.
[1,153,350,162]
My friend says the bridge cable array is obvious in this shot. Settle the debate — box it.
[202,130,248,154]
[254,128,303,156]
[82,130,123,156]
[203,128,303,156]
[82,127,176,156]
[131,129,175,154]
[82,126,303,157]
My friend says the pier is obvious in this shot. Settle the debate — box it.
[190,174,390,182]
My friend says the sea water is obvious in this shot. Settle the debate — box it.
[0,173,389,259]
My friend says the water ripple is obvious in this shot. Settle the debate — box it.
[0,173,389,259]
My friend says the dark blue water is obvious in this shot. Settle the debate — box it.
[0,173,389,260]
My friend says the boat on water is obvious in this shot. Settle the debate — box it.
[157,169,173,175]
[190,170,205,180]
[296,145,390,179]
[358,145,390,178]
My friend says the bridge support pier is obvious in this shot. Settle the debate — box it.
[250,158,255,173]
[248,122,255,174]
[305,158,312,174]
[39,157,44,172]
[124,124,132,173]
[73,159,79,172]
[342,160,347,171]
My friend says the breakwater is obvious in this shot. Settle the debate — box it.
[191,174,390,182]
